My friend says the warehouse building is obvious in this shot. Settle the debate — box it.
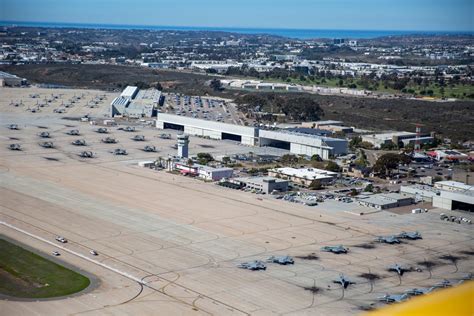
[0,71,27,86]
[268,167,339,187]
[156,113,348,158]
[111,86,162,118]
[237,177,289,194]
[432,181,473,212]
[357,193,414,210]
[362,131,433,149]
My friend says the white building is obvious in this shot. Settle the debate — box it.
[362,131,433,148]
[198,166,234,181]
[156,113,347,158]
[357,193,414,210]
[432,181,473,212]
[268,167,339,187]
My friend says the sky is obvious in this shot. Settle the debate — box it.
[1,0,473,31]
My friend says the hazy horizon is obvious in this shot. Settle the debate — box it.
[1,0,473,32]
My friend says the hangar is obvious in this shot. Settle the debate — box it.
[156,113,348,158]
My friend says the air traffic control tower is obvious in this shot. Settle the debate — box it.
[177,133,189,158]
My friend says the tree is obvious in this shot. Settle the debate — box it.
[209,79,223,91]
[280,154,299,166]
[187,158,194,166]
[309,180,322,190]
[197,153,214,165]
[373,153,406,176]
[311,154,323,162]
[325,161,341,172]
[364,184,374,192]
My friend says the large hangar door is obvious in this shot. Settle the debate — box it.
[163,122,184,131]
[222,132,242,142]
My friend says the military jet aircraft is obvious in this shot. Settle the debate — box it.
[374,235,401,244]
[7,124,19,130]
[321,245,348,254]
[132,135,145,141]
[333,274,355,289]
[96,127,108,134]
[71,139,87,146]
[39,141,54,148]
[66,129,80,136]
[434,279,452,288]
[102,137,117,144]
[113,148,128,155]
[238,260,267,270]
[160,133,171,139]
[405,287,436,296]
[388,264,411,276]
[122,126,135,132]
[397,231,422,240]
[38,131,50,138]
[267,256,294,265]
[79,151,94,158]
[9,144,21,151]
[143,145,157,152]
[378,294,409,303]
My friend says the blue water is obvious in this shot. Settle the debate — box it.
[1,21,472,39]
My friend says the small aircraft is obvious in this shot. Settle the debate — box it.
[66,129,80,136]
[38,131,50,138]
[333,274,355,289]
[434,279,452,288]
[39,141,54,148]
[96,127,108,134]
[388,264,411,276]
[267,256,294,265]
[321,245,348,254]
[143,145,157,152]
[238,260,267,270]
[7,124,19,130]
[102,137,117,144]
[9,144,21,151]
[71,139,87,146]
[79,151,94,158]
[378,293,409,303]
[374,235,401,244]
[132,135,145,141]
[113,148,128,155]
[160,133,171,139]
[397,231,422,240]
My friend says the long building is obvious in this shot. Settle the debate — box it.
[111,86,162,118]
[156,113,348,159]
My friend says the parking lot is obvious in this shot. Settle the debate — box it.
[163,92,249,126]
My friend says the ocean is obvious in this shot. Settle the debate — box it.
[0,21,472,39]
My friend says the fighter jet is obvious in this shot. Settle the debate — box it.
[388,264,411,276]
[160,133,171,139]
[374,235,401,244]
[321,245,348,254]
[71,139,87,146]
[122,126,135,132]
[333,274,355,289]
[143,145,157,152]
[405,287,436,296]
[267,256,294,265]
[9,144,21,151]
[38,131,50,138]
[112,148,127,155]
[96,127,108,134]
[397,231,422,240]
[434,279,452,288]
[238,260,267,270]
[66,129,80,136]
[39,141,54,149]
[79,151,94,158]
[102,137,117,144]
[7,124,19,130]
[132,135,145,141]
[378,294,409,303]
